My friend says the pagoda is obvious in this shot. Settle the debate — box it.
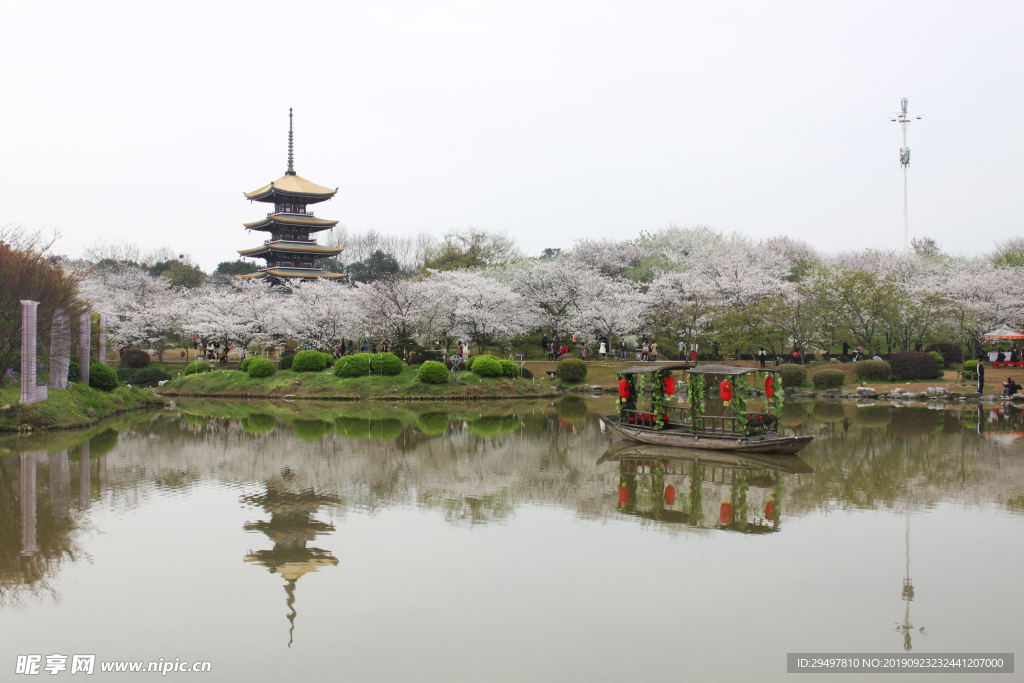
[237,109,345,282]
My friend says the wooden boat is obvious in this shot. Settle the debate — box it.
[604,363,814,455]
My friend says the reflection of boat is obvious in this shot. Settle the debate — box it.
[597,441,814,475]
[598,441,811,533]
[602,364,814,454]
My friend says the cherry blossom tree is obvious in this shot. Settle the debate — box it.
[428,271,535,354]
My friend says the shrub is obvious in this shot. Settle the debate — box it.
[89,363,119,391]
[464,355,477,370]
[370,353,403,376]
[321,352,335,367]
[925,343,964,367]
[409,352,431,366]
[292,350,328,372]
[500,359,519,378]
[246,358,276,378]
[963,360,979,379]
[889,351,939,380]
[121,349,151,368]
[334,353,372,378]
[927,351,944,368]
[68,359,80,383]
[239,357,253,372]
[852,360,891,382]
[281,348,296,357]
[279,355,294,371]
[417,360,450,384]
[182,361,210,375]
[179,350,186,358]
[472,355,504,378]
[811,369,845,390]
[777,364,807,388]
[838,354,850,363]
[115,366,171,387]
[555,357,588,383]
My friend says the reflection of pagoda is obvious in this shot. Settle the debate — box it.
[894,515,925,650]
[243,469,341,646]
[237,109,345,283]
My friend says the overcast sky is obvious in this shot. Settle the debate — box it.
[2,1,1021,271]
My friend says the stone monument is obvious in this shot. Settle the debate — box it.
[79,312,91,387]
[19,300,46,404]
[50,308,71,390]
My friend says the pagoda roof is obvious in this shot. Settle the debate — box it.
[237,268,346,280]
[245,174,338,203]
[238,241,343,258]
[243,214,339,231]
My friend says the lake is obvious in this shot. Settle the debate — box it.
[1,397,1021,681]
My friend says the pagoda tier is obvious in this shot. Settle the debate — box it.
[238,109,345,283]
[243,212,338,235]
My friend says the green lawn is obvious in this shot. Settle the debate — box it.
[0,383,164,431]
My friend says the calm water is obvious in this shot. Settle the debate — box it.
[1,398,1021,682]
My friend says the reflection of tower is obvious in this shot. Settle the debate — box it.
[20,452,43,556]
[49,450,71,523]
[243,469,341,647]
[894,515,924,650]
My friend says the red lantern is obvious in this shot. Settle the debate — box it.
[664,485,676,505]
[618,486,630,507]
[766,500,775,520]
[618,378,630,398]
[720,502,733,524]
[664,376,676,395]
[765,376,775,397]
[720,379,733,404]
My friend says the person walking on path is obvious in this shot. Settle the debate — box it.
[581,341,588,360]
[977,360,985,394]
[619,339,627,361]
[691,342,698,363]
[599,340,606,360]
[650,341,658,360]
[193,334,199,351]
[757,347,767,369]
[641,341,650,361]
[542,334,548,353]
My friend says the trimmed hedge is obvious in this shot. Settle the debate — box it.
[464,355,477,370]
[183,361,210,375]
[500,359,519,378]
[116,366,171,387]
[121,349,151,368]
[963,360,979,379]
[556,357,588,383]
[778,364,807,388]
[279,355,294,371]
[292,349,328,372]
[370,353,403,376]
[889,351,939,380]
[334,353,372,377]
[417,360,449,384]
[928,351,944,368]
[246,358,276,378]
[89,363,119,391]
[472,355,504,377]
[239,357,253,372]
[852,360,891,382]
[409,352,431,366]
[925,343,964,367]
[811,369,845,390]
[68,359,80,383]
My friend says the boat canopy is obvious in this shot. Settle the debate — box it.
[617,363,692,375]
[686,364,777,376]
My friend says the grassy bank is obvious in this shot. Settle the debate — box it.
[0,384,165,431]
[161,365,558,400]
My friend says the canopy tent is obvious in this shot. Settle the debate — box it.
[982,327,1024,340]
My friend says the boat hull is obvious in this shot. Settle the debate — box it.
[597,413,813,454]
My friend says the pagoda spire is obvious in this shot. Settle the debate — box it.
[286,108,295,176]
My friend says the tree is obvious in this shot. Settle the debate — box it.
[283,280,359,348]
[215,260,258,276]
[511,259,607,340]
[423,228,520,271]
[0,226,83,385]
[346,250,400,283]
[428,271,535,354]
[356,275,433,342]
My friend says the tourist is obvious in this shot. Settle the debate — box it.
[690,342,698,362]
[361,341,368,352]
[206,341,215,359]
[914,340,923,352]
[1011,345,1020,362]
[456,342,463,358]
[581,341,588,360]
[642,333,648,345]
[996,348,1005,362]
[1002,377,1020,397]
[599,339,606,361]
[333,343,341,358]
[757,347,767,369]
[192,334,199,351]
[619,339,627,361]
[641,341,649,361]
[542,334,548,353]
[117,344,124,359]
[977,360,985,394]
[651,341,658,359]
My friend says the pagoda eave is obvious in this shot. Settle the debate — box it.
[243,216,339,232]
[237,268,347,281]
[238,243,344,259]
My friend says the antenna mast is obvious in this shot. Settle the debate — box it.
[891,98,923,252]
